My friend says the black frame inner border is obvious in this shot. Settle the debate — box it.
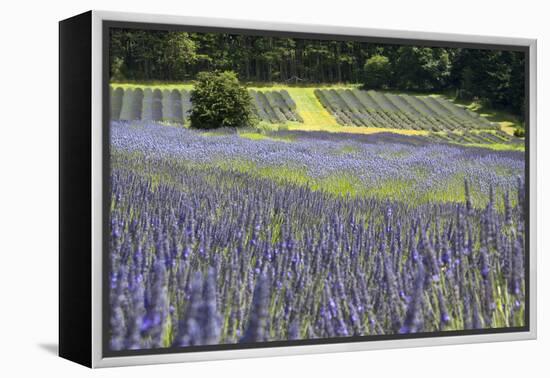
[102,19,531,359]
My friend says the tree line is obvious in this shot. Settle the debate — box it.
[110,29,525,117]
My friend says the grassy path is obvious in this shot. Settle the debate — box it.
[250,86,429,136]
[259,87,339,129]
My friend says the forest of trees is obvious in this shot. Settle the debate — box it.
[110,29,526,118]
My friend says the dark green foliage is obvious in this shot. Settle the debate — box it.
[110,57,126,82]
[514,128,525,138]
[189,71,257,129]
[109,29,197,81]
[450,49,525,117]
[363,55,392,89]
[392,47,452,91]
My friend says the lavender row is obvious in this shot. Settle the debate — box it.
[109,155,526,350]
[111,87,303,125]
[315,89,500,132]
[110,121,524,206]
[249,90,304,123]
[111,87,192,124]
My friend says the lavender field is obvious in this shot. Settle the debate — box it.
[109,121,526,351]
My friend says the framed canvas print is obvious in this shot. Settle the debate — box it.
[59,10,537,368]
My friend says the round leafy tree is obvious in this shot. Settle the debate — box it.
[190,71,257,129]
[362,54,392,90]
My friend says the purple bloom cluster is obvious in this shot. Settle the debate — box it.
[108,141,526,350]
[111,121,524,203]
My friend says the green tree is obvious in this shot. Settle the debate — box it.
[362,55,391,89]
[109,29,196,80]
[451,49,525,118]
[190,71,257,129]
[162,32,197,79]
[392,47,451,91]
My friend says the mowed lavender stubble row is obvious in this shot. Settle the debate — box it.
[108,121,526,351]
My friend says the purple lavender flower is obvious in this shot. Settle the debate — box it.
[240,272,270,343]
[107,120,526,348]
[399,261,425,334]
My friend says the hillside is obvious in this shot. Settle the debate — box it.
[109,83,523,150]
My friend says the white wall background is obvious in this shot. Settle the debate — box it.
[0,0,546,376]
